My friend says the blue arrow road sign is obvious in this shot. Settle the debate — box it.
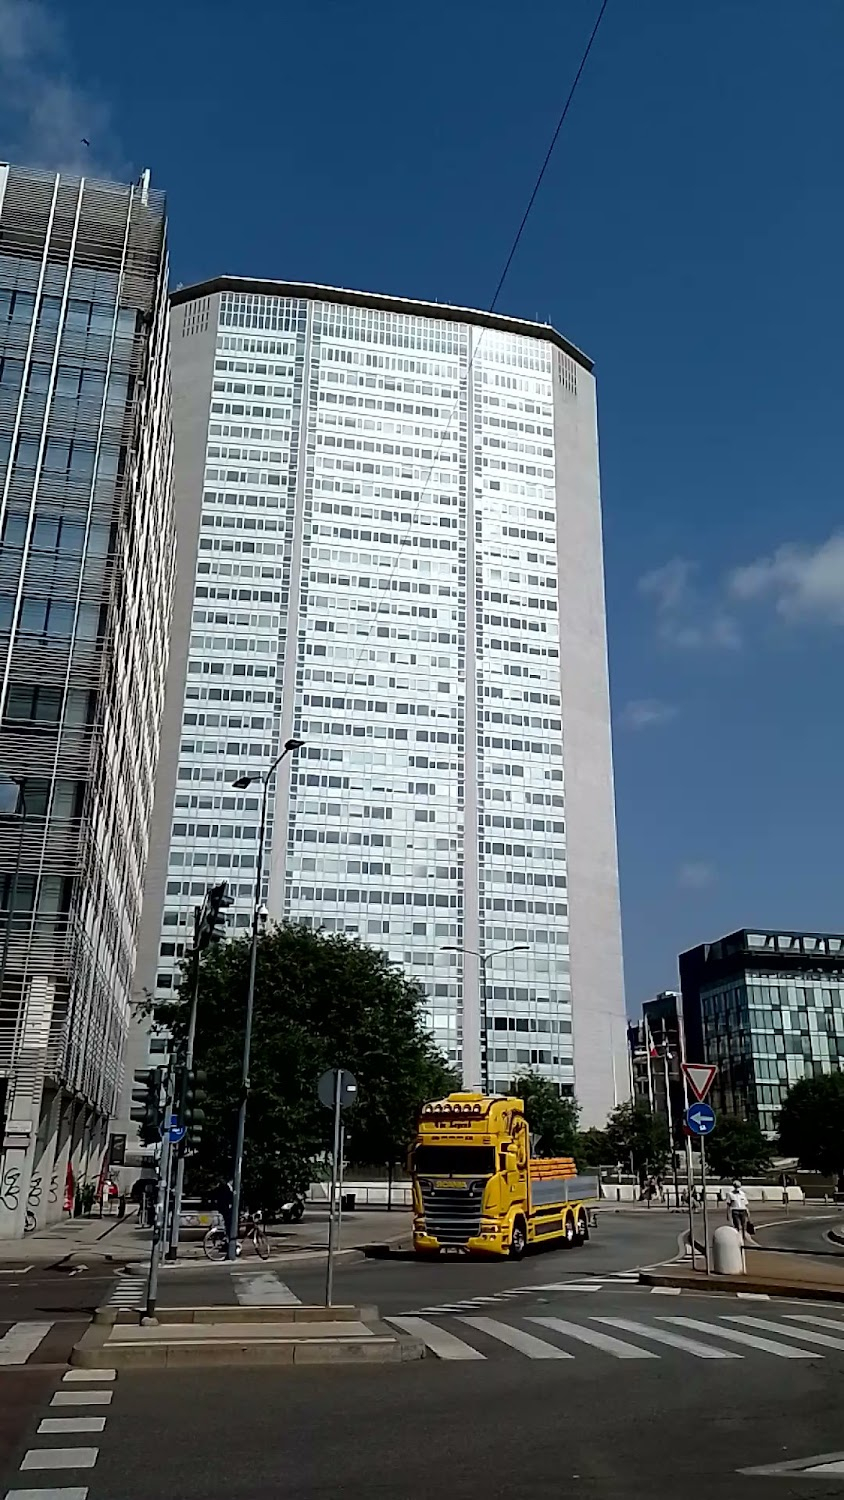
[169,1124,187,1144]
[686,1101,716,1136]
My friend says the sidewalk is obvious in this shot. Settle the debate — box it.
[0,1205,412,1268]
[642,1247,844,1302]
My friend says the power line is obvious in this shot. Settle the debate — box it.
[488,0,610,314]
[337,0,611,682]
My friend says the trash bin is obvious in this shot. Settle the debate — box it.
[341,1192,356,1212]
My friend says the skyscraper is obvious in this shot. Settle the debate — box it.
[0,164,174,1235]
[130,277,624,1129]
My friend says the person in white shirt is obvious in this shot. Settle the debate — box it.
[726,1181,749,1238]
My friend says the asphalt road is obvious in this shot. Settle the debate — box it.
[753,1208,844,1256]
[7,1211,844,1499]
[0,1261,115,1481]
[8,1281,844,1500]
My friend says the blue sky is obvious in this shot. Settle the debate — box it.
[3,0,843,1013]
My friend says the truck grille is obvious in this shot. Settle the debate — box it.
[419,1179,485,1245]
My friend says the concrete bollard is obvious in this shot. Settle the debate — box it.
[712,1224,744,1275]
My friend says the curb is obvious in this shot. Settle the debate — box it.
[640,1268,844,1302]
[72,1308,425,1369]
[123,1233,410,1277]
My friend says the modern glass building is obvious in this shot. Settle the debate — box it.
[680,929,844,1136]
[0,163,174,1235]
[127,277,624,1131]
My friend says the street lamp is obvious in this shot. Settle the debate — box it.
[442,944,529,1092]
[227,737,304,1259]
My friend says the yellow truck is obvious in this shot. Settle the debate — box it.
[412,1091,598,1259]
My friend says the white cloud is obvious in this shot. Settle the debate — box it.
[677,861,716,891]
[728,533,844,625]
[619,698,677,730]
[638,557,740,650]
[0,0,116,175]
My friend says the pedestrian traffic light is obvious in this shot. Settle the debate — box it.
[195,881,233,951]
[181,1066,208,1148]
[130,1067,163,1146]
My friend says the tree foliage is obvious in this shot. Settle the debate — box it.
[575,1127,610,1170]
[154,923,455,1212]
[705,1116,771,1179]
[778,1072,844,1190]
[605,1100,669,1180]
[508,1071,579,1157]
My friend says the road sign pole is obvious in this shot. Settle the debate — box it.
[325,1069,342,1308]
[169,909,202,1262]
[700,1134,710,1274]
[146,1068,176,1320]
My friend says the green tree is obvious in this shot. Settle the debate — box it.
[705,1116,771,1179]
[575,1127,610,1170]
[778,1072,844,1191]
[153,924,455,1212]
[509,1072,579,1157]
[605,1100,669,1181]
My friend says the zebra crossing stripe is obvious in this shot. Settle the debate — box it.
[786,1314,844,1332]
[728,1316,844,1352]
[597,1317,740,1359]
[528,1316,657,1359]
[460,1316,572,1359]
[387,1316,485,1359]
[0,1323,52,1365]
[232,1272,301,1305]
[663,1317,818,1358]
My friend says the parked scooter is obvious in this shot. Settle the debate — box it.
[280,1196,305,1223]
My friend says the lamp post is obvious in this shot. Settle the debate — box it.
[227,737,303,1260]
[442,944,529,1092]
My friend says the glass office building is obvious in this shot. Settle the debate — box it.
[680,929,844,1135]
[0,164,174,1235]
[128,278,624,1129]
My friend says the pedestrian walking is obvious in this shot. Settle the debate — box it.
[726,1180,749,1239]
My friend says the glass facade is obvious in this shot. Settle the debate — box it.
[683,930,844,1135]
[0,163,174,1234]
[133,279,624,1120]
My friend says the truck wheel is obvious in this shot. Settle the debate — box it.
[573,1209,588,1247]
[509,1218,527,1260]
[564,1212,576,1247]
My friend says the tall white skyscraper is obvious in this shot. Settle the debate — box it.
[130,278,624,1128]
[0,164,174,1234]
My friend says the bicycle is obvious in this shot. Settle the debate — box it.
[203,1209,269,1262]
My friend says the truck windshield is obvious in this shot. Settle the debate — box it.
[414,1146,495,1176]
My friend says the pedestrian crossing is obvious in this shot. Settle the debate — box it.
[407,1272,648,1316]
[108,1273,146,1309]
[0,1322,53,1366]
[232,1271,301,1306]
[386,1309,844,1364]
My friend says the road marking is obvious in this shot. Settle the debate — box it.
[459,1316,572,1358]
[387,1316,485,1359]
[5,1489,91,1499]
[232,1271,301,1305]
[736,1292,769,1300]
[20,1450,98,1471]
[107,1276,144,1307]
[597,1317,740,1359]
[0,1323,53,1365]
[531,1282,603,1292]
[528,1316,657,1359]
[37,1419,107,1436]
[663,1317,819,1357]
[650,1287,682,1295]
[728,1315,844,1352]
[786,1313,844,1332]
[62,1370,115,1383]
[0,1265,32,1274]
[51,1392,112,1408]
[740,1450,844,1476]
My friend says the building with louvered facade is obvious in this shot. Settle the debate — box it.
[0,163,174,1236]
[124,277,625,1134]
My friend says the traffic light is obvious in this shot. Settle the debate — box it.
[130,1067,163,1146]
[182,1066,208,1148]
[195,881,233,951]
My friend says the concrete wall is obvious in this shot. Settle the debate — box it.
[554,367,627,1127]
